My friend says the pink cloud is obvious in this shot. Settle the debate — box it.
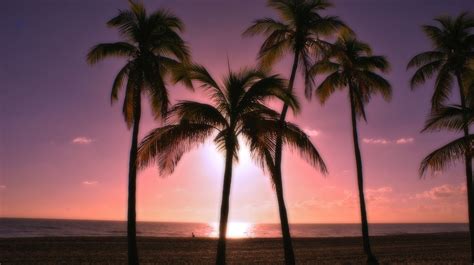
[363,138,390,144]
[415,184,466,200]
[363,137,415,145]
[72,137,93,144]
[303,128,320,137]
[396,137,414,144]
[82,180,98,185]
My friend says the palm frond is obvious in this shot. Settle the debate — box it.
[316,71,344,104]
[148,8,185,32]
[431,65,454,110]
[107,10,138,40]
[257,30,293,70]
[422,105,474,132]
[357,55,390,73]
[281,121,328,174]
[167,101,228,128]
[409,60,444,89]
[111,62,132,104]
[359,71,392,101]
[407,51,445,69]
[86,42,137,65]
[242,18,289,37]
[310,15,348,37]
[137,123,215,175]
[420,135,473,176]
[238,74,300,114]
[122,76,137,129]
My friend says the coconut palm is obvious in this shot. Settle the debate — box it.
[407,13,474,261]
[137,64,311,265]
[86,1,191,264]
[312,35,391,264]
[243,1,347,263]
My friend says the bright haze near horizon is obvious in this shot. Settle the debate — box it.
[0,0,472,224]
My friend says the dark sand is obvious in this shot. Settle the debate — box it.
[0,233,469,264]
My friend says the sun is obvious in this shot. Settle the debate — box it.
[209,222,253,238]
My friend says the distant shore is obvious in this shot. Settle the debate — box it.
[0,232,469,264]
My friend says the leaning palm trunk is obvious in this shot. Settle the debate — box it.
[349,88,378,265]
[273,170,295,265]
[274,52,300,265]
[216,144,234,265]
[127,94,141,265]
[456,72,474,262]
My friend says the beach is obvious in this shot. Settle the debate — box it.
[0,232,469,264]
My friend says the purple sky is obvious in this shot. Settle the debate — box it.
[0,0,472,223]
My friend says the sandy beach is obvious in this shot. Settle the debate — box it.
[0,232,469,264]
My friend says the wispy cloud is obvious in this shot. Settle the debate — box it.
[366,186,393,203]
[396,137,414,144]
[0,185,6,189]
[82,180,98,185]
[303,128,320,137]
[363,138,390,145]
[363,137,415,145]
[415,184,466,200]
[72,137,93,145]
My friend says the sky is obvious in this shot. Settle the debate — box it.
[0,0,473,224]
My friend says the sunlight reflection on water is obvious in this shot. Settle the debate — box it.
[208,222,254,238]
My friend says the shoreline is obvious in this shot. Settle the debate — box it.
[0,232,469,264]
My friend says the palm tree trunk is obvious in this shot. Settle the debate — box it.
[216,146,234,265]
[456,72,474,263]
[274,52,300,265]
[127,93,141,265]
[274,171,295,265]
[349,88,378,265]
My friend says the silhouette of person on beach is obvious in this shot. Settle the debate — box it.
[192,232,195,238]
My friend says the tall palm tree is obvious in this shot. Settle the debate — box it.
[243,1,347,263]
[137,64,313,265]
[312,35,391,264]
[86,2,191,264]
[407,13,474,262]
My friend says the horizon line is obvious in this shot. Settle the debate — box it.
[0,217,468,225]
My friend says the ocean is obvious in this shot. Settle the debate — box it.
[0,218,468,238]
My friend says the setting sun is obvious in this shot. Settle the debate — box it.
[210,222,253,238]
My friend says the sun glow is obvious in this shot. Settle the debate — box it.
[209,222,253,238]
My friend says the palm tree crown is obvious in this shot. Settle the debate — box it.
[243,0,348,97]
[314,35,392,118]
[87,1,192,126]
[407,12,474,111]
[136,64,329,174]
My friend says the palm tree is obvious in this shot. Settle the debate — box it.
[243,1,347,263]
[137,64,305,265]
[86,1,191,264]
[312,35,391,264]
[407,13,474,261]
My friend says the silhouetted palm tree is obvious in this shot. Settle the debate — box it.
[243,1,346,263]
[137,64,301,265]
[313,35,391,264]
[86,1,191,264]
[407,13,474,262]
